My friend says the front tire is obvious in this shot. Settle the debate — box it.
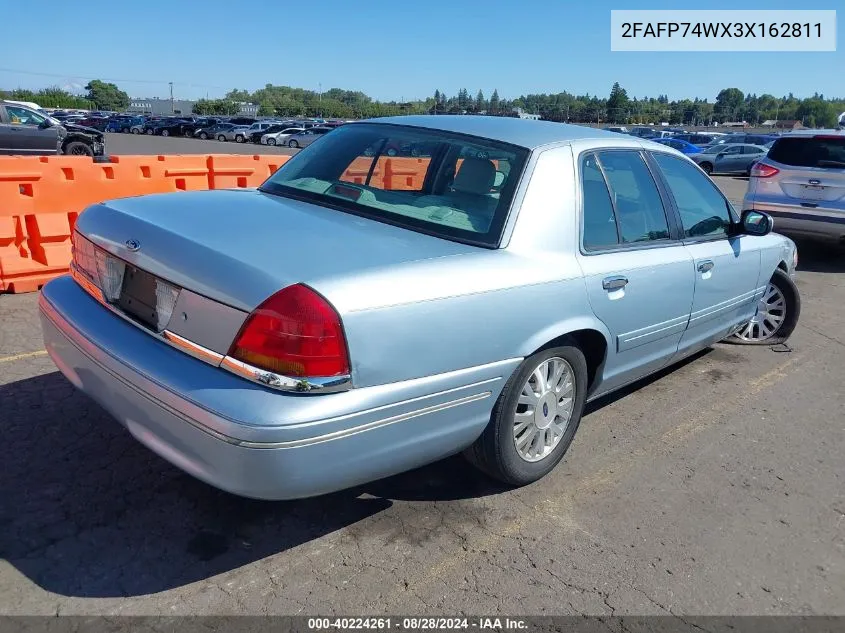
[217,134,226,142]
[199,132,208,139]
[733,269,800,345]
[235,134,245,143]
[63,141,94,156]
[464,344,588,486]
[268,138,276,146]
[288,139,299,148]
[161,129,170,137]
[700,162,713,175]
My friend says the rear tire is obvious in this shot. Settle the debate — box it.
[161,129,170,137]
[463,344,588,486]
[121,127,129,133]
[217,134,226,142]
[235,134,244,143]
[288,139,299,148]
[146,129,154,135]
[732,269,800,346]
[268,138,276,146]
[132,128,141,134]
[199,132,208,139]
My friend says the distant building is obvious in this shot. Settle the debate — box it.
[237,102,259,116]
[512,107,540,121]
[773,120,804,130]
[128,97,196,115]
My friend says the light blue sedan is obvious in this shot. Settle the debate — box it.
[39,116,801,500]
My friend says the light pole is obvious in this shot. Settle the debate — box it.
[318,82,322,118]
[169,82,174,114]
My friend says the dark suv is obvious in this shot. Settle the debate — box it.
[0,101,105,156]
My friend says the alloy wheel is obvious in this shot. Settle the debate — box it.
[513,357,576,462]
[735,282,787,342]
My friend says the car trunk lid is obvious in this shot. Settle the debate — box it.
[75,188,477,312]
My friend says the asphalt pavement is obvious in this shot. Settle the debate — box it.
[103,132,299,156]
[0,157,843,617]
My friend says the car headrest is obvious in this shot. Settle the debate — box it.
[452,158,496,195]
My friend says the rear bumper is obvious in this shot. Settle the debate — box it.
[39,276,510,499]
[745,199,845,243]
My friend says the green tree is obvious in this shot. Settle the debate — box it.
[795,97,838,128]
[225,89,251,102]
[489,89,500,113]
[606,82,629,123]
[475,89,485,111]
[84,80,129,111]
[714,88,744,121]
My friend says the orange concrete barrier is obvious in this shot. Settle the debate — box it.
[0,153,290,293]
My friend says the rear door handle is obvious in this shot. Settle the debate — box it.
[602,275,629,291]
[697,260,715,273]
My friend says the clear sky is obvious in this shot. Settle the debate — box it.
[1,0,841,103]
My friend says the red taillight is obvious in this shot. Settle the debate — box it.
[228,284,350,378]
[750,163,780,178]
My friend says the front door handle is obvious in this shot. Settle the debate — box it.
[602,275,629,291]
[697,260,715,273]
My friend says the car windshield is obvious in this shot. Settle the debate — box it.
[767,136,845,169]
[260,123,529,247]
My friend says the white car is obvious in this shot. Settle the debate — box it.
[260,127,305,146]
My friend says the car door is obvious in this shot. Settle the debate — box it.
[0,105,60,154]
[650,152,763,356]
[713,145,744,173]
[741,144,767,170]
[575,149,696,396]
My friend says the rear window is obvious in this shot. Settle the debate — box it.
[767,137,845,169]
[260,123,529,247]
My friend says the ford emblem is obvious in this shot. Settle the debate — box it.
[125,239,141,252]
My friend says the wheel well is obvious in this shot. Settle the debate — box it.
[537,329,607,394]
[777,261,788,273]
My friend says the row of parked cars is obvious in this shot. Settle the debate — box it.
[62,112,351,149]
[603,126,782,176]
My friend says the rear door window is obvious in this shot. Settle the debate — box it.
[580,151,671,250]
[767,137,845,169]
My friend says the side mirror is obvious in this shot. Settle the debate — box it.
[39,119,54,129]
[740,209,773,236]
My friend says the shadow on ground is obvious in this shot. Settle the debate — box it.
[793,238,845,274]
[1,350,711,598]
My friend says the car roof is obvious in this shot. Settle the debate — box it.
[777,129,845,138]
[356,115,624,149]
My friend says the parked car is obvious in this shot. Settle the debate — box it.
[261,127,304,145]
[743,130,845,244]
[106,116,145,133]
[0,101,105,156]
[220,125,252,142]
[153,118,193,137]
[628,127,657,138]
[75,116,110,132]
[194,122,236,140]
[181,117,221,137]
[286,126,333,148]
[250,123,285,143]
[242,121,278,142]
[708,133,778,147]
[604,126,629,134]
[689,143,769,175]
[39,116,799,500]
[673,133,718,146]
[227,117,257,126]
[653,138,703,154]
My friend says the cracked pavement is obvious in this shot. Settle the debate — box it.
[0,177,843,616]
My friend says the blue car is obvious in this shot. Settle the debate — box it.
[654,138,703,154]
[39,117,800,499]
[105,116,145,133]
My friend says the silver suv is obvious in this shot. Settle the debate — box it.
[743,130,845,244]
